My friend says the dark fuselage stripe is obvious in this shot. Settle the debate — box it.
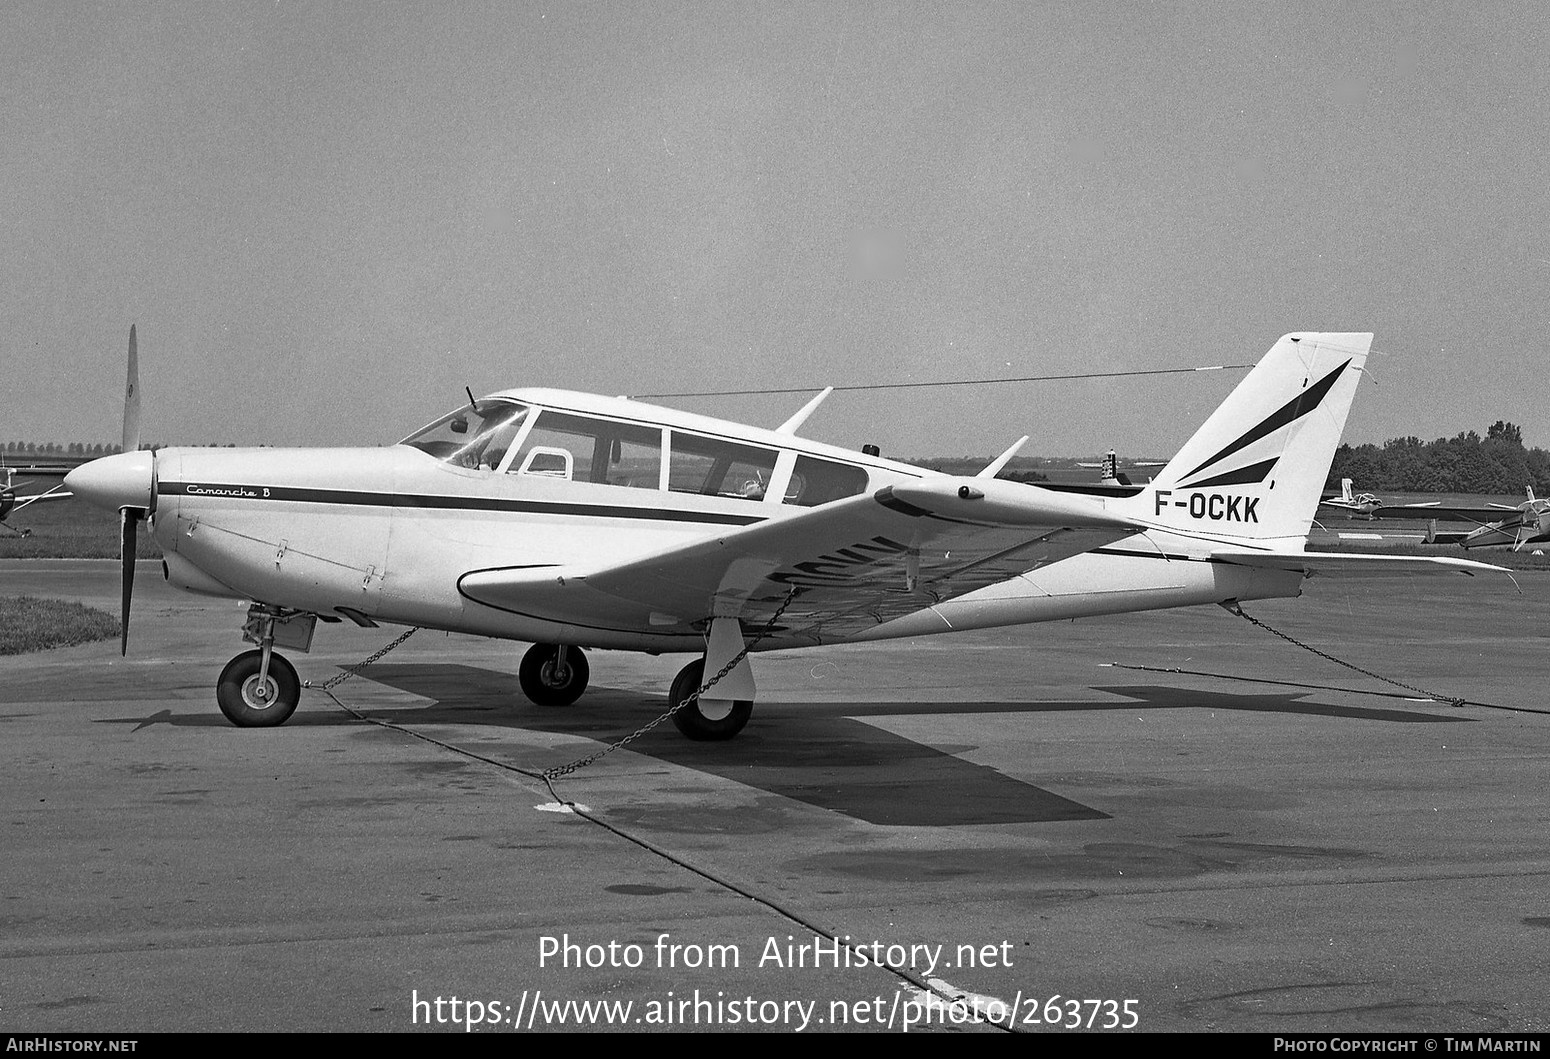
[159,482,766,526]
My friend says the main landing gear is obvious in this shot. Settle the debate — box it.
[518,643,590,706]
[668,658,752,741]
[513,641,755,741]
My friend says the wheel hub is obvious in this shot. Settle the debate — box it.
[242,675,279,710]
[697,697,734,721]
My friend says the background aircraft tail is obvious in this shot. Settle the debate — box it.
[1125,332,1372,547]
[1099,450,1132,486]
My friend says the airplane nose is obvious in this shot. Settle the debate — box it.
[65,451,155,512]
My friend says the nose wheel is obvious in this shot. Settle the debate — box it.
[519,643,590,706]
[217,649,300,727]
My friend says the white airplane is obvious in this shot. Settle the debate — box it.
[66,330,1503,738]
[1320,478,1388,518]
[1426,487,1550,550]
[1318,478,1545,543]
[1315,477,1455,520]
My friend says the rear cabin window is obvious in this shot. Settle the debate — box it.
[783,455,870,507]
[668,433,778,502]
[509,411,663,489]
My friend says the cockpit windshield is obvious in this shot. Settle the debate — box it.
[401,400,531,470]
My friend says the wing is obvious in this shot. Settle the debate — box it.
[459,479,1140,644]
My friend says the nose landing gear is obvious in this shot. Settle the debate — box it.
[217,649,300,727]
[215,605,314,727]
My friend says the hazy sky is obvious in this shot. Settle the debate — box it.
[4,1,1548,458]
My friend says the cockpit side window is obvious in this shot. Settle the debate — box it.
[783,455,871,506]
[510,411,664,488]
[668,433,778,501]
[401,401,531,470]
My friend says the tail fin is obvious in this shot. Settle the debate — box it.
[1099,450,1133,486]
[1125,332,1372,547]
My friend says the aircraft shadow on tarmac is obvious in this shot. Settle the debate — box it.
[97,663,1471,828]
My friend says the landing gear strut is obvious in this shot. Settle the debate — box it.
[669,658,753,741]
[519,643,590,706]
[216,604,307,727]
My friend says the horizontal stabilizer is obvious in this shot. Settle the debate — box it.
[1211,549,1510,578]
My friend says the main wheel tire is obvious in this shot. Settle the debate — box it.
[668,659,753,741]
[519,643,590,706]
[216,650,300,728]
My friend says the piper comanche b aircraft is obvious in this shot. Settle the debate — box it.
[65,330,1501,739]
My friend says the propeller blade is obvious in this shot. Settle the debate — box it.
[120,509,138,656]
[123,324,142,454]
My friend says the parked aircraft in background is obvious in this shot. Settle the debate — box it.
[1423,487,1550,550]
[65,329,1503,738]
[0,465,70,537]
[1318,477,1548,549]
[1075,450,1165,487]
[1319,478,1389,518]
[1315,479,1463,520]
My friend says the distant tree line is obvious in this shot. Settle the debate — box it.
[1329,421,1550,494]
[913,456,1050,482]
[4,442,246,456]
[5,442,121,456]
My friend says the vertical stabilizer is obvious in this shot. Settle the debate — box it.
[1125,332,1371,547]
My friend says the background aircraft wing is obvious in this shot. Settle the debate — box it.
[459,479,1139,643]
[10,489,72,513]
[1367,504,1513,524]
